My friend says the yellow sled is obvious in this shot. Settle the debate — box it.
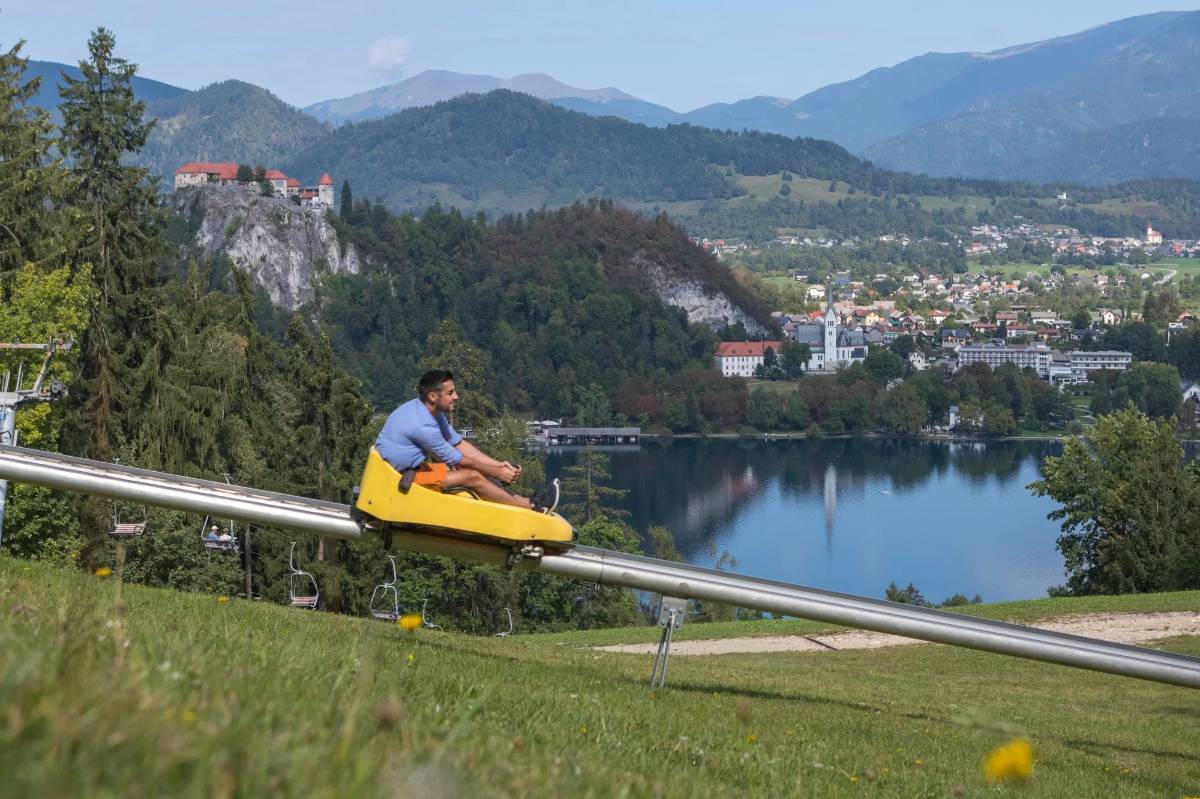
[354,448,573,544]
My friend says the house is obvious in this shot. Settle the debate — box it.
[1146,224,1163,246]
[714,341,784,377]
[174,161,240,188]
[941,328,972,347]
[908,351,927,371]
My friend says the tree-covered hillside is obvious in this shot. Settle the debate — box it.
[319,199,773,415]
[284,90,869,214]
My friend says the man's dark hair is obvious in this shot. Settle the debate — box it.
[418,369,454,399]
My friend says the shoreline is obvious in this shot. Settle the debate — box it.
[638,431,1066,443]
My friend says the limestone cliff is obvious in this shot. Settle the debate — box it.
[634,252,768,336]
[169,185,361,309]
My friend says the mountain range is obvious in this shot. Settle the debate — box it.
[22,10,1200,185]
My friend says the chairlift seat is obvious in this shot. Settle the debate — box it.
[109,522,146,538]
[204,539,239,552]
[291,596,319,609]
[371,610,399,621]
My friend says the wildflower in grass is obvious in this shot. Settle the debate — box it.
[406,653,415,665]
[217,596,230,604]
[983,738,1034,783]
[579,726,588,734]
[399,613,422,631]
[94,567,112,577]
[181,709,198,723]
[747,734,758,744]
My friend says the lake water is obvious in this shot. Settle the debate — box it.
[544,438,1069,603]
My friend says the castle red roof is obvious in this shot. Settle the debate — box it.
[714,341,783,358]
[286,177,300,187]
[176,161,239,180]
[319,172,333,185]
[265,169,287,180]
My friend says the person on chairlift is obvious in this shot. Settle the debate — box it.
[206,525,221,542]
[375,369,559,513]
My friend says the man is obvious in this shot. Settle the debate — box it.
[376,369,559,513]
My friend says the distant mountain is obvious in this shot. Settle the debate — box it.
[25,62,326,185]
[303,69,665,125]
[26,59,189,118]
[300,12,1200,184]
[284,90,870,216]
[856,11,1200,182]
[137,80,329,184]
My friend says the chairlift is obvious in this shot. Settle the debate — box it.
[288,541,319,610]
[108,508,147,539]
[200,475,240,552]
[421,598,442,631]
[107,464,147,538]
[494,607,513,638]
[200,516,239,552]
[369,555,401,622]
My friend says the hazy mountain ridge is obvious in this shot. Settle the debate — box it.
[862,11,1200,181]
[303,69,644,125]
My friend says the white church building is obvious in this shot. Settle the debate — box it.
[790,288,868,371]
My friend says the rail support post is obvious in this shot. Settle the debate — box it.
[649,596,687,688]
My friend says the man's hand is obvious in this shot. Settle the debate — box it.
[493,462,520,485]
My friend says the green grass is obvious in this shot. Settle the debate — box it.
[2,556,1199,797]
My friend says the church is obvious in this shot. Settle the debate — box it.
[790,288,868,372]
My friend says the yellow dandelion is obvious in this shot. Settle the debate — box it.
[217,595,230,604]
[406,653,415,665]
[579,725,588,734]
[180,709,198,723]
[94,567,112,577]
[399,613,422,631]
[848,775,859,783]
[747,734,758,744]
[983,738,1034,784]
[915,758,925,766]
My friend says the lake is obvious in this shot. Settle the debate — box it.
[544,438,1068,604]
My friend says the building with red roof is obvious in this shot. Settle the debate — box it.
[714,341,784,377]
[173,161,335,208]
[174,162,240,188]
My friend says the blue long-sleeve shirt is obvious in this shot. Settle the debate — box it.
[375,398,463,471]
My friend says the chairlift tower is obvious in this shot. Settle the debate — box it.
[0,339,71,546]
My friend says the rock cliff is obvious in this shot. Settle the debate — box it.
[635,253,767,335]
[168,185,361,309]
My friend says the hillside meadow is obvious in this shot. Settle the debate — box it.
[1,556,1197,797]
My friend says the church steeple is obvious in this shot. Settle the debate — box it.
[824,283,838,368]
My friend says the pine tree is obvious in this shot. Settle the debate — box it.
[339,179,353,221]
[558,445,628,523]
[0,39,72,281]
[57,27,168,565]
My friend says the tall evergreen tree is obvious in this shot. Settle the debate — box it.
[57,28,168,564]
[339,179,353,221]
[0,39,72,282]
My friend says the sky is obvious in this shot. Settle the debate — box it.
[2,1,1194,110]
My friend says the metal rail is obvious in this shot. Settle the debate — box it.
[2,443,1199,689]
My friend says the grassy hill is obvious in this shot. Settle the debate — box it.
[3,555,1198,796]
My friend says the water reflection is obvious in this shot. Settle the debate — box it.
[545,438,1066,602]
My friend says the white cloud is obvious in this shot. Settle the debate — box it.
[367,36,412,73]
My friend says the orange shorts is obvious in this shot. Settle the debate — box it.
[412,462,451,491]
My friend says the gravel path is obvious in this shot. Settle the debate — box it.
[595,612,1200,656]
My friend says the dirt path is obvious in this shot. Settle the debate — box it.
[595,612,1200,656]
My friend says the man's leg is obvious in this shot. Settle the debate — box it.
[440,468,532,510]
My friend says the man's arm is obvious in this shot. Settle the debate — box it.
[455,440,519,483]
